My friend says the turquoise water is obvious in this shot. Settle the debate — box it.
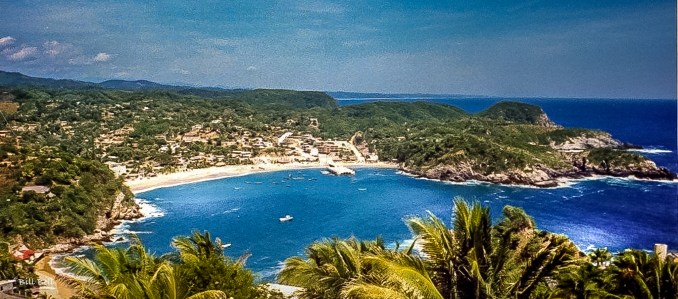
[129,169,677,281]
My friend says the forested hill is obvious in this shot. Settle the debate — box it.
[0,70,231,93]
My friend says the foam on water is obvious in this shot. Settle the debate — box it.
[136,198,165,219]
[628,148,673,154]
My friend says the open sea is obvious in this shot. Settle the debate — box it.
[64,98,678,282]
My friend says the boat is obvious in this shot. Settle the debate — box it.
[358,188,367,191]
[234,187,241,190]
[279,215,294,222]
[221,243,231,249]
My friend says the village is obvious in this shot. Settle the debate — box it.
[98,117,382,180]
[0,95,385,184]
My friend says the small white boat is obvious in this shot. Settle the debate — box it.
[358,188,367,191]
[221,243,231,249]
[279,215,294,222]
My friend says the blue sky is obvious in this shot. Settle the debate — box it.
[0,0,675,98]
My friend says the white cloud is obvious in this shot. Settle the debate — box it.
[8,47,38,61]
[69,52,112,65]
[43,40,73,57]
[93,52,111,62]
[0,36,16,47]
[68,56,91,65]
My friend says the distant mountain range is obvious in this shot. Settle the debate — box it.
[0,70,476,99]
[0,70,231,92]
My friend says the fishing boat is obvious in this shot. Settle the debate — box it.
[279,215,294,222]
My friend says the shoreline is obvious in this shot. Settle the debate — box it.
[126,161,399,194]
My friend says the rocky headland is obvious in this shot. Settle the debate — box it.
[48,192,142,253]
[400,106,675,188]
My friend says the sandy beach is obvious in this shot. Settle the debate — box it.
[126,162,398,193]
[35,255,76,299]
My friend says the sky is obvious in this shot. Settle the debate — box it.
[0,0,675,99]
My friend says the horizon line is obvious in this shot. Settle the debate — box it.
[1,69,676,101]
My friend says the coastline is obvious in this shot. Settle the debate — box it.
[38,161,398,298]
[126,161,399,194]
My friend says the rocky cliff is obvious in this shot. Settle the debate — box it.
[400,111,675,187]
[48,192,142,253]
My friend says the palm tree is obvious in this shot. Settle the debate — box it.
[589,248,612,268]
[553,262,614,299]
[66,235,226,299]
[407,198,580,299]
[277,237,379,298]
[406,210,458,298]
[172,231,262,299]
[607,249,678,299]
[172,230,230,264]
[341,248,444,299]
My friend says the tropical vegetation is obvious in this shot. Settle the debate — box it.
[65,231,283,299]
[279,199,678,299]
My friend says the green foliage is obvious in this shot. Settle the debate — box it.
[66,232,280,299]
[172,231,267,298]
[279,199,581,299]
[230,89,338,110]
[278,237,387,299]
[538,128,599,144]
[0,250,21,279]
[588,148,645,167]
[0,152,133,248]
[478,101,548,125]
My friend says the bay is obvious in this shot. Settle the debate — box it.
[130,168,677,281]
[70,98,678,282]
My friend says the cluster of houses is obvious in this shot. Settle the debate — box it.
[2,103,379,181]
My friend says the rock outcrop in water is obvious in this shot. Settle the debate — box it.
[402,156,675,188]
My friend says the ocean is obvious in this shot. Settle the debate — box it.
[73,98,678,282]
